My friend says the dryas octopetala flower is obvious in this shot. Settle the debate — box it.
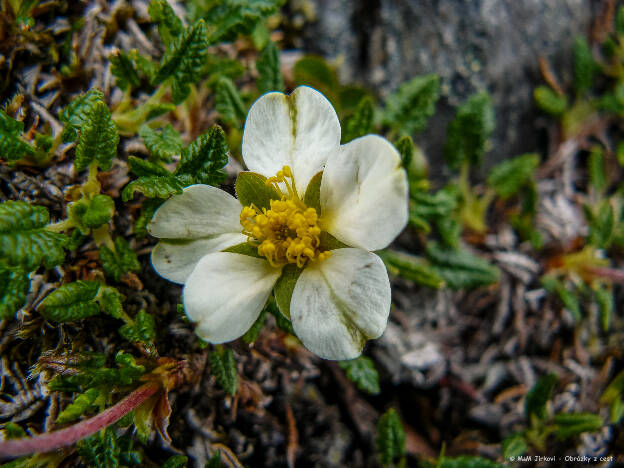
[148,86,408,360]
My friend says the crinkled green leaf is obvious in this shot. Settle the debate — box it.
[293,55,340,107]
[204,54,246,84]
[501,434,528,459]
[148,0,183,47]
[0,201,67,271]
[215,76,246,125]
[139,124,184,162]
[444,91,495,169]
[56,388,102,424]
[129,49,156,79]
[75,101,119,171]
[59,89,105,143]
[122,175,184,202]
[396,135,414,167]
[594,284,613,332]
[431,456,506,468]
[274,264,302,319]
[99,237,140,282]
[376,408,405,466]
[409,188,458,233]
[586,201,614,249]
[382,74,439,135]
[601,370,624,404]
[134,199,163,238]
[3,422,27,440]
[342,97,374,143]
[69,194,115,232]
[119,310,156,344]
[162,455,188,468]
[487,153,539,199]
[338,356,380,395]
[525,373,557,421]
[127,155,171,178]
[378,250,445,289]
[573,36,594,93]
[99,286,124,319]
[554,412,603,439]
[426,242,499,290]
[256,40,283,94]
[0,267,29,320]
[153,19,210,103]
[534,85,568,115]
[209,347,238,395]
[588,146,607,192]
[110,50,140,91]
[39,280,100,322]
[0,110,36,161]
[77,426,141,468]
[235,171,280,210]
[175,125,229,185]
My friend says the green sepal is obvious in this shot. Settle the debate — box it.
[122,175,184,202]
[119,310,156,344]
[38,280,101,322]
[525,373,557,421]
[222,243,261,258]
[235,171,281,210]
[0,201,67,271]
[242,308,266,344]
[303,171,322,213]
[0,267,30,320]
[148,0,183,47]
[99,237,141,282]
[256,40,284,94]
[486,153,539,199]
[338,356,380,395]
[59,89,105,143]
[139,123,183,162]
[209,347,238,395]
[266,300,294,334]
[342,96,374,143]
[74,101,119,172]
[273,264,302,319]
[318,231,348,251]
[174,125,228,186]
[382,74,439,135]
[376,408,406,466]
[215,76,246,125]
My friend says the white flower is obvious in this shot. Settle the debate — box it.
[148,86,408,360]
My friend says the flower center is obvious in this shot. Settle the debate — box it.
[240,165,331,268]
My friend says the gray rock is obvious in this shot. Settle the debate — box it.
[303,0,593,177]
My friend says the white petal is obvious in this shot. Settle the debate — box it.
[320,135,408,251]
[183,252,281,343]
[151,233,247,284]
[242,86,341,194]
[290,249,390,360]
[148,185,242,239]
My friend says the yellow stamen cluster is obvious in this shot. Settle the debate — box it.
[240,166,331,268]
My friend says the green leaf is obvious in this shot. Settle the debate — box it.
[338,356,380,395]
[200,0,284,43]
[122,175,184,202]
[501,434,528,459]
[139,124,184,162]
[487,153,539,199]
[99,286,124,319]
[39,280,101,322]
[0,201,67,271]
[74,101,119,171]
[242,308,266,344]
[0,267,29,320]
[293,55,340,108]
[444,91,495,169]
[99,237,141,282]
[129,49,156,79]
[274,264,303,319]
[162,455,188,468]
[555,283,581,321]
[56,388,102,424]
[410,189,458,230]
[396,135,414,167]
[376,408,405,466]
[0,110,36,161]
[205,453,222,468]
[588,146,607,192]
[525,373,557,421]
[617,6,624,35]
[601,370,624,404]
[77,427,141,467]
[69,194,115,232]
[127,156,171,178]
[573,36,594,93]
[534,86,568,115]
[209,347,238,395]
[554,412,603,439]
[235,171,281,210]
[119,310,156,344]
[425,242,499,290]
[303,171,322,213]
[586,201,614,249]
[3,421,26,440]
[382,74,439,135]
[148,0,183,47]
[215,76,246,125]
[378,250,445,289]
[175,125,229,185]
[154,20,210,103]
[110,50,140,91]
[256,40,283,94]
[134,199,163,238]
[266,300,294,334]
[594,284,613,332]
[342,97,375,143]
[59,89,105,143]
[434,456,506,468]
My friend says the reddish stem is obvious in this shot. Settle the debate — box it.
[0,382,159,459]
[586,266,624,284]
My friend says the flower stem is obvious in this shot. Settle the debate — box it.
[0,382,159,459]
